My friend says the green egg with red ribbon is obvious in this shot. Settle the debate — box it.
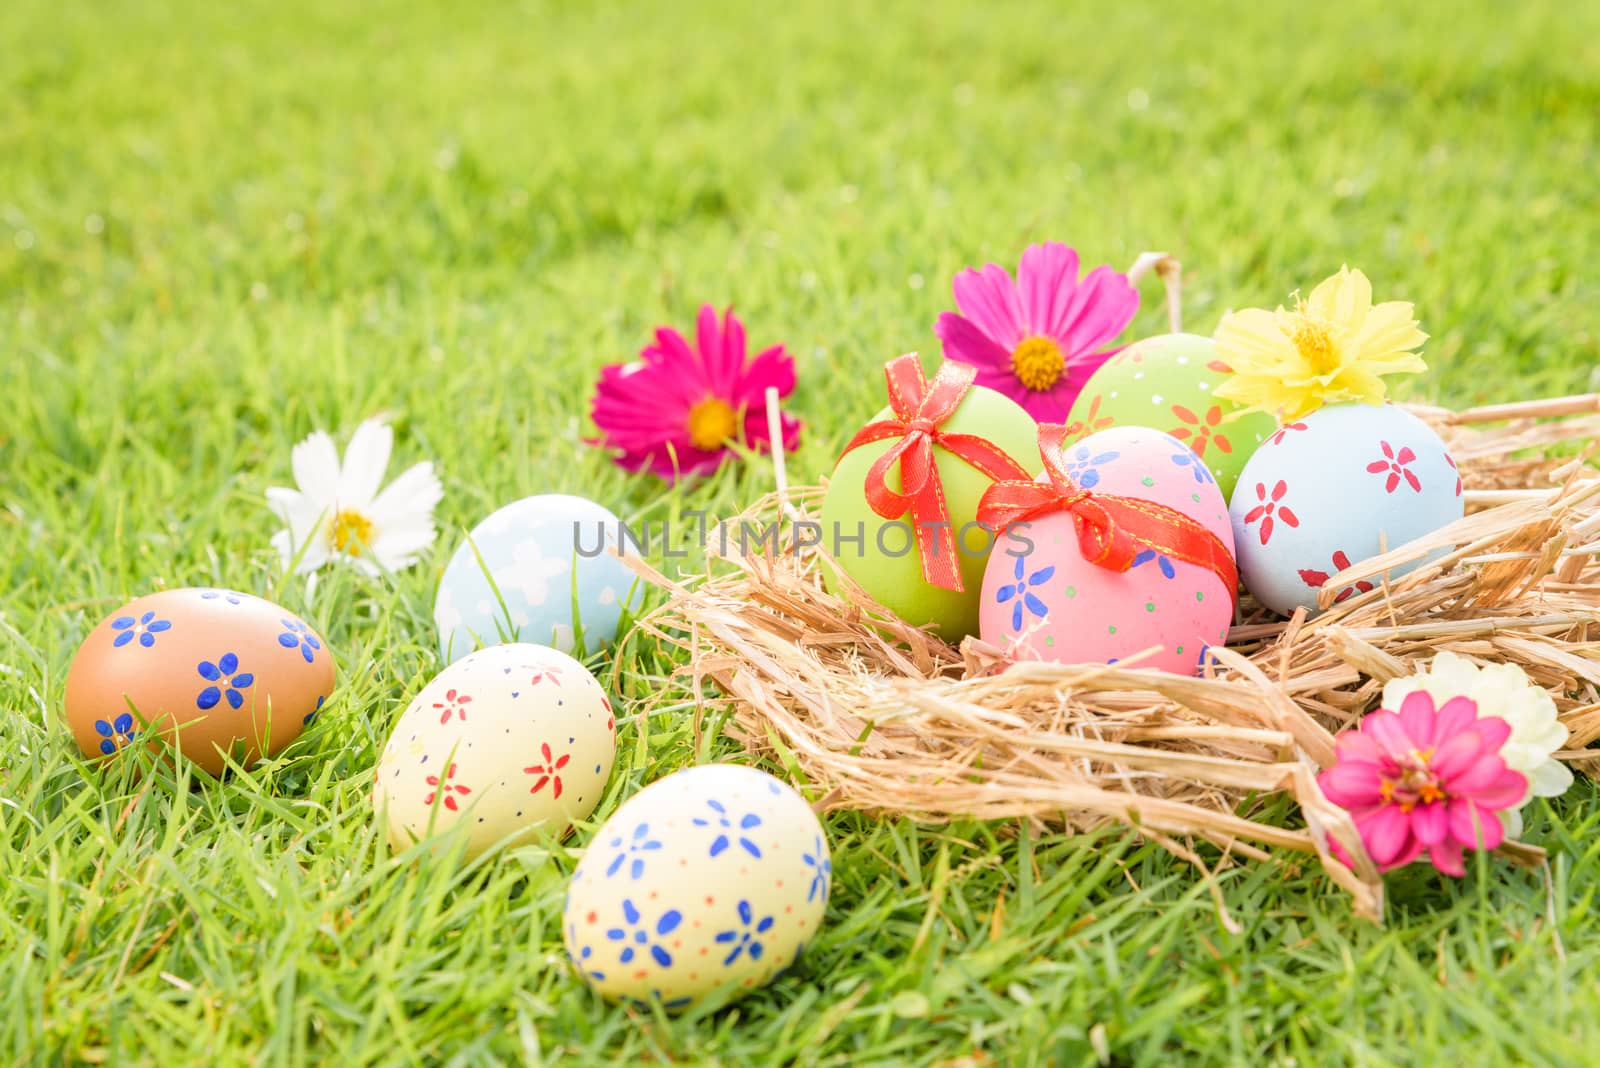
[976,423,1237,675]
[819,355,1039,642]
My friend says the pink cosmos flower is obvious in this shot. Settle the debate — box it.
[1318,691,1527,877]
[589,305,801,482]
[933,242,1139,422]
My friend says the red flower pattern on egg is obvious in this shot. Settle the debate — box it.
[1297,550,1375,603]
[524,743,572,799]
[1267,421,1308,446]
[432,688,471,724]
[1367,441,1421,494]
[1242,480,1299,546]
[1445,453,1463,497]
[1169,403,1232,458]
[424,763,471,811]
[528,665,564,687]
[1063,394,1114,441]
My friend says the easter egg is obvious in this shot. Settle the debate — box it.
[819,384,1038,642]
[1228,403,1465,616]
[434,494,638,665]
[978,426,1235,675]
[564,764,830,1010]
[373,643,615,859]
[1066,333,1275,499]
[62,588,334,775]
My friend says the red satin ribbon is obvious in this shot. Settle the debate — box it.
[977,424,1239,605]
[838,354,1033,591]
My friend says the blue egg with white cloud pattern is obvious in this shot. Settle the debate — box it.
[434,494,639,665]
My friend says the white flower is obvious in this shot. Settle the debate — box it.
[1382,651,1572,834]
[267,416,443,576]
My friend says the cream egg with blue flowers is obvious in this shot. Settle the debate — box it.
[564,764,831,1010]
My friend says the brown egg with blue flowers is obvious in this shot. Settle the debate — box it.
[63,588,335,775]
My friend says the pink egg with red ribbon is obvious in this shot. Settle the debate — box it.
[977,425,1237,675]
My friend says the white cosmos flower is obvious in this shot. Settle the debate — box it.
[1382,651,1572,836]
[266,416,443,576]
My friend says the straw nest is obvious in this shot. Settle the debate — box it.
[627,394,1600,925]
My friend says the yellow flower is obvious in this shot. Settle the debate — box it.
[1211,266,1428,421]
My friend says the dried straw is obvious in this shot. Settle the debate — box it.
[626,317,1597,924]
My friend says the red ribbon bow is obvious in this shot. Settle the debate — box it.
[838,354,1033,591]
[977,424,1239,605]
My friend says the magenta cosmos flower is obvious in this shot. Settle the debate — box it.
[1318,691,1526,877]
[933,242,1140,422]
[589,305,801,482]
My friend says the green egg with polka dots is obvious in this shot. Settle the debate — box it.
[1066,333,1275,500]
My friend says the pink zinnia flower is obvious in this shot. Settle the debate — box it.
[589,305,801,482]
[1318,691,1527,877]
[933,242,1139,422]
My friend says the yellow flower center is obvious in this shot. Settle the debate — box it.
[1010,336,1065,391]
[1378,748,1443,813]
[1289,305,1341,375]
[686,397,738,451]
[331,509,375,554]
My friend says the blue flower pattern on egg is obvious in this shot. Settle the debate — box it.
[1063,445,1120,490]
[714,900,775,965]
[277,618,322,663]
[1171,448,1215,484]
[563,766,829,1009]
[621,991,693,1011]
[802,835,831,903]
[111,611,172,649]
[303,695,324,726]
[994,555,1055,631]
[196,652,254,711]
[693,799,762,858]
[606,899,683,969]
[572,937,605,981]
[606,822,664,879]
[199,590,244,605]
[94,712,137,755]
[1131,549,1177,580]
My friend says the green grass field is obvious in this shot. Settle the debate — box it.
[4,0,1600,1063]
